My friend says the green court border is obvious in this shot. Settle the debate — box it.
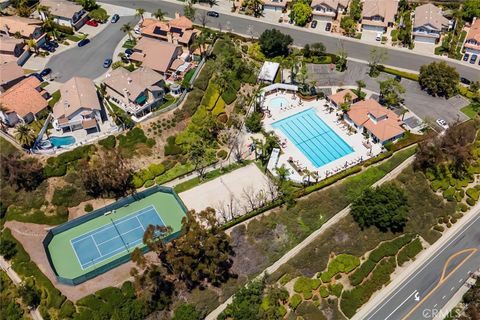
[43,186,187,285]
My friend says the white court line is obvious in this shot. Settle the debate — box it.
[90,235,102,256]
[95,225,144,246]
[136,216,145,231]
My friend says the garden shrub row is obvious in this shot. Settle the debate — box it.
[193,61,215,91]
[293,276,321,294]
[349,259,376,286]
[132,163,166,188]
[341,257,397,318]
[362,151,393,167]
[368,234,415,262]
[397,238,423,266]
[319,254,360,283]
[201,84,220,111]
[98,135,116,150]
[378,65,419,81]
[44,145,95,177]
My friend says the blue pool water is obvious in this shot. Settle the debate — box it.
[272,108,353,167]
[49,136,76,147]
[269,96,290,108]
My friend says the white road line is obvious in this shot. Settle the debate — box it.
[433,304,437,308]
[364,213,480,320]
[442,296,446,300]
[384,290,418,320]
[451,287,455,291]
[459,278,463,283]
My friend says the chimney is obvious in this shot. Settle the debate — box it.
[167,32,173,43]
[175,12,180,19]
[127,77,132,84]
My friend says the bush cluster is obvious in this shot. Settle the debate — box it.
[132,163,166,188]
[397,238,423,266]
[44,145,95,177]
[369,234,414,262]
[98,135,116,150]
[320,254,360,282]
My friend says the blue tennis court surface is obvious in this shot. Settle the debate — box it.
[70,206,164,269]
[272,108,354,167]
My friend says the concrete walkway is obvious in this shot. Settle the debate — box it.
[206,154,416,319]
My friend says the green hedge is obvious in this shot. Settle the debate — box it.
[362,151,393,167]
[378,65,419,81]
[349,259,376,286]
[193,61,215,91]
[98,135,116,150]
[397,238,423,266]
[132,163,166,188]
[222,86,238,105]
[320,254,360,282]
[289,294,302,310]
[44,145,95,178]
[293,276,321,293]
[369,234,414,263]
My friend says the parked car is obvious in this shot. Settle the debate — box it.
[463,53,470,61]
[29,73,43,82]
[470,54,478,64]
[85,19,98,27]
[103,58,112,68]
[40,68,52,77]
[134,26,141,34]
[311,20,317,29]
[78,38,90,47]
[207,11,219,17]
[111,14,120,23]
[48,41,59,48]
[436,119,449,130]
[325,22,331,32]
[375,32,382,41]
[460,77,472,85]
[394,75,402,82]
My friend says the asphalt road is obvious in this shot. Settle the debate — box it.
[46,15,139,82]
[101,0,480,81]
[363,210,480,320]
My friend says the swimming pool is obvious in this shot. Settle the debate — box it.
[49,136,76,148]
[272,108,353,167]
[269,96,290,109]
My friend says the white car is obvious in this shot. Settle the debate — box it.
[375,32,382,41]
[436,119,449,130]
[134,26,141,34]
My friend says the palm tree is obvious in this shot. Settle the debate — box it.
[37,4,50,18]
[356,80,366,98]
[135,8,145,21]
[192,33,207,56]
[14,124,36,147]
[26,39,38,54]
[302,168,313,186]
[121,23,133,40]
[152,8,166,21]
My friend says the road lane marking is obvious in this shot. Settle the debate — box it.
[442,296,446,299]
[401,248,478,320]
[451,287,455,291]
[384,290,418,320]
[364,213,480,320]
[434,304,437,308]
[459,278,463,282]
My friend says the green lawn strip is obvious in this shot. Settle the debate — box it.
[378,65,419,81]
[0,136,18,156]
[460,104,479,119]
[0,228,68,317]
[48,90,61,108]
[155,162,196,185]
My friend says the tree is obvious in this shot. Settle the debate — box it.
[143,208,234,290]
[290,0,312,27]
[183,1,196,21]
[79,151,134,198]
[398,10,413,49]
[0,154,44,191]
[135,7,145,21]
[368,47,388,77]
[259,29,293,58]
[0,103,9,132]
[351,184,409,232]
[173,304,203,320]
[245,111,263,133]
[336,47,348,72]
[121,23,133,40]
[418,61,459,98]
[25,39,38,54]
[89,8,109,22]
[14,124,35,147]
[18,284,40,308]
[340,91,353,112]
[310,42,326,56]
[340,16,356,37]
[80,0,98,11]
[349,0,362,21]
[186,140,216,179]
[462,0,480,22]
[152,8,166,21]
[356,80,366,98]
[243,0,263,17]
[379,78,405,107]
[220,280,265,320]
[0,239,17,260]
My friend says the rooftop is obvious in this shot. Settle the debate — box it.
[0,15,42,38]
[0,76,48,118]
[413,3,449,30]
[104,66,163,101]
[362,0,399,26]
[132,37,182,73]
[258,61,280,82]
[328,89,358,106]
[53,77,101,120]
[40,0,84,18]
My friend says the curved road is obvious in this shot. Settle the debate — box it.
[46,15,139,82]
[101,0,480,81]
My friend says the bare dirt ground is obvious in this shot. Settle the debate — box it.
[4,220,152,302]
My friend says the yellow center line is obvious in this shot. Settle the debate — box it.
[401,248,478,320]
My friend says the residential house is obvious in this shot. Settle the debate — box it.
[361,0,399,33]
[53,77,102,133]
[463,17,480,55]
[0,77,49,125]
[263,0,289,12]
[0,61,25,92]
[327,89,358,108]
[140,13,196,48]
[103,67,165,119]
[412,3,450,44]
[130,37,185,78]
[311,0,349,22]
[39,0,88,30]
[258,61,280,83]
[0,0,11,9]
[0,15,46,46]
[344,98,405,145]
[0,37,30,65]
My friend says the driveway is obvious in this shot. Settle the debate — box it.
[46,15,139,82]
[307,60,469,124]
[361,30,380,43]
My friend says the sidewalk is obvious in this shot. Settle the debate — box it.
[206,154,416,320]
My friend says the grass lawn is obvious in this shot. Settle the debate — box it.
[48,90,61,108]
[65,34,82,42]
[122,39,136,49]
[0,136,18,156]
[461,104,479,119]
[40,81,49,89]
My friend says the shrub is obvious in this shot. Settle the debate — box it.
[320,254,360,282]
[289,294,302,310]
[349,259,376,286]
[433,225,445,232]
[144,180,154,188]
[182,88,204,117]
[245,112,263,133]
[98,135,116,150]
[294,276,320,293]
[328,283,343,297]
[466,188,479,201]
[319,286,329,298]
[84,203,93,212]
[164,135,184,156]
[397,238,423,266]
[201,84,220,111]
[147,163,166,177]
[193,61,214,91]
[303,290,313,300]
[222,87,238,105]
[212,97,226,117]
[59,301,76,319]
[466,197,476,206]
[369,234,414,262]
[217,150,228,159]
[52,185,85,207]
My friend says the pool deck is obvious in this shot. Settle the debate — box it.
[263,90,383,183]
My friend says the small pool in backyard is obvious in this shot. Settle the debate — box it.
[272,108,353,167]
[49,136,76,148]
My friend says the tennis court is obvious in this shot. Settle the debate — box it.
[71,206,164,270]
[44,187,187,284]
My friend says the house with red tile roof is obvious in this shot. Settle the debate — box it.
[0,76,49,125]
[0,37,30,65]
[0,61,25,92]
[463,17,480,55]
[0,15,46,46]
[327,89,358,108]
[344,99,405,145]
[140,13,196,48]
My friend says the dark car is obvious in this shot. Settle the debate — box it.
[207,11,219,17]
[394,75,402,82]
[311,20,317,28]
[29,73,43,82]
[460,77,472,85]
[125,48,134,56]
[42,43,55,52]
[78,38,90,47]
[48,41,59,48]
[325,22,332,32]
[470,54,478,64]
[463,53,470,61]
[111,14,120,23]
[40,68,52,77]
[103,58,112,68]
